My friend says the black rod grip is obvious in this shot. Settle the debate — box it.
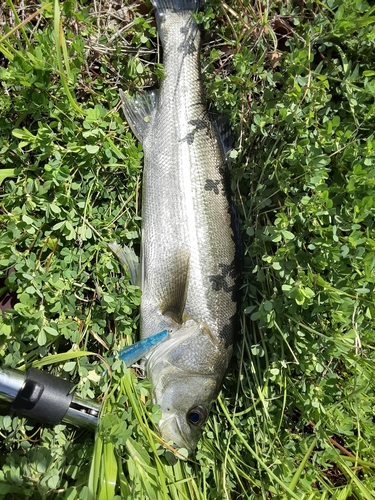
[12,368,74,425]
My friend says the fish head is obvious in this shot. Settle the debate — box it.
[145,320,231,455]
[155,372,217,454]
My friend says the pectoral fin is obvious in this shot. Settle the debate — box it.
[159,251,190,325]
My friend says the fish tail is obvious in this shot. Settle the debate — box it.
[151,0,202,13]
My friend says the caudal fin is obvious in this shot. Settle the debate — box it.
[151,0,202,13]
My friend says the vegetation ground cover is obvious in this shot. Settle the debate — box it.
[1,0,375,498]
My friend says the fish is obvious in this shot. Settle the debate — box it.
[120,0,238,455]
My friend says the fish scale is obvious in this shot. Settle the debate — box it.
[121,0,238,455]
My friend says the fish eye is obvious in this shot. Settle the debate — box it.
[187,406,207,426]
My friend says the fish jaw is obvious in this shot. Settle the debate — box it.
[156,374,218,454]
[145,321,231,454]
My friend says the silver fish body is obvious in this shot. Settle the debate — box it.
[122,0,238,454]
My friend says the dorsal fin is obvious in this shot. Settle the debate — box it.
[212,115,233,157]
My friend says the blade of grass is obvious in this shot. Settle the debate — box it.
[0,39,14,60]
[98,440,117,500]
[60,20,72,82]
[0,3,51,53]
[88,427,103,500]
[5,0,33,51]
[170,460,196,500]
[126,437,165,499]
[339,456,375,469]
[218,395,301,499]
[117,457,131,498]
[30,350,106,369]
[289,437,317,491]
[337,458,374,499]
[53,0,85,116]
[120,370,171,498]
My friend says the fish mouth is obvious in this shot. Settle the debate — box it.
[158,413,193,454]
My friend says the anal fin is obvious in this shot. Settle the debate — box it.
[109,241,140,286]
[120,89,157,143]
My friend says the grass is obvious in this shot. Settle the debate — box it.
[1,0,375,498]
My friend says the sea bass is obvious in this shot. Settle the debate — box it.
[121,0,238,454]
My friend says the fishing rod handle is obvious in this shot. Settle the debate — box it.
[0,366,100,428]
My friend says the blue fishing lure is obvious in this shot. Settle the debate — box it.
[117,330,169,366]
